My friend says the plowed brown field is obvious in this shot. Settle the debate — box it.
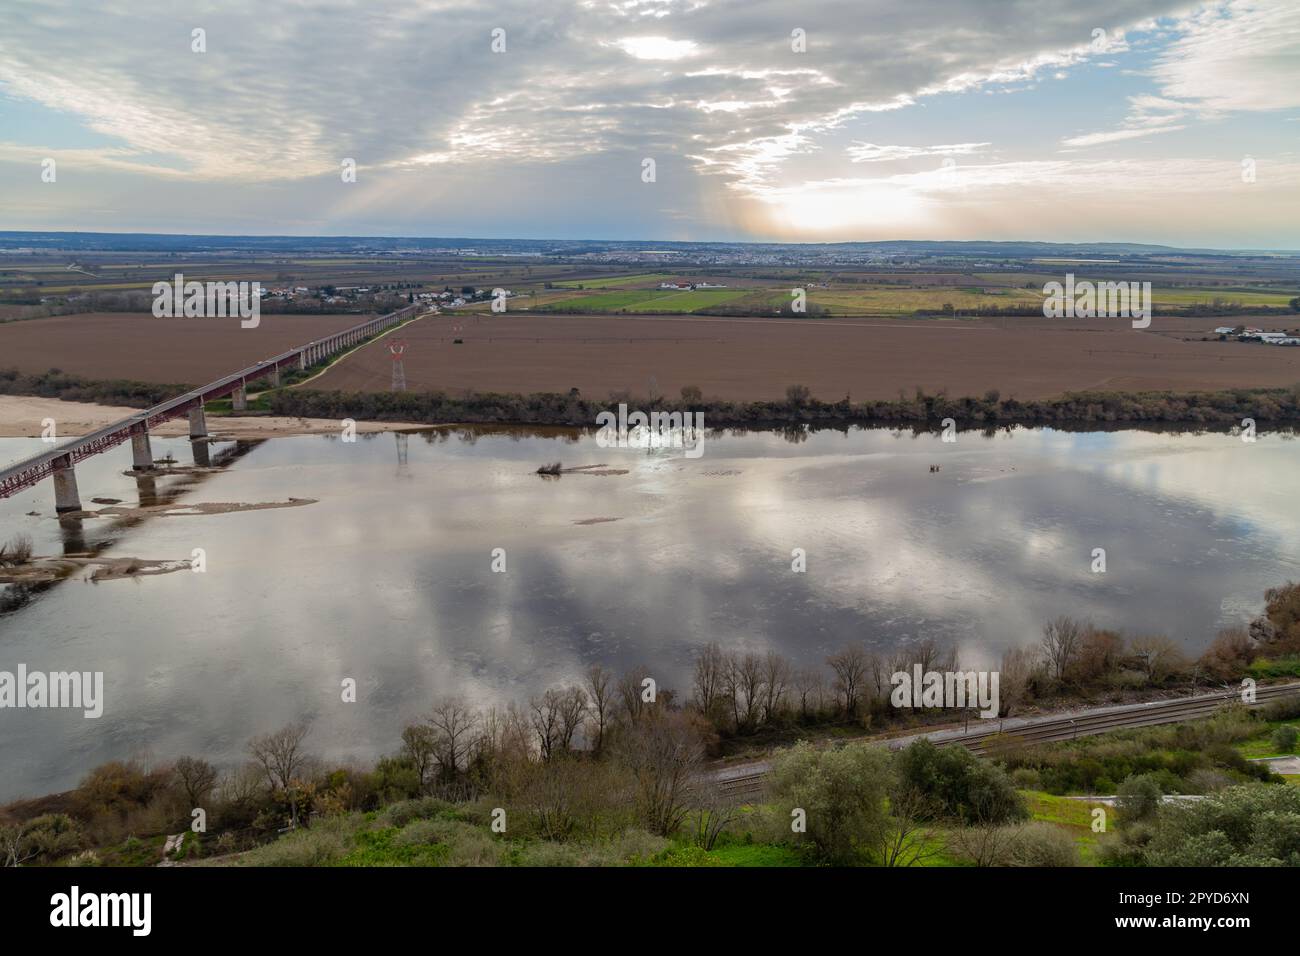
[0,312,374,384]
[307,312,1300,401]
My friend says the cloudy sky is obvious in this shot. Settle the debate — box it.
[1,0,1297,247]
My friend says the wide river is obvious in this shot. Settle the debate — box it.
[1,424,1297,800]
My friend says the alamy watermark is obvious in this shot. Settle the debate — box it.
[1043,273,1150,329]
[595,403,705,458]
[890,664,1000,718]
[152,273,261,328]
[0,665,103,718]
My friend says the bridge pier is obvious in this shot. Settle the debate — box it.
[189,404,208,439]
[191,439,211,468]
[232,383,247,411]
[130,424,153,471]
[52,454,82,513]
[268,366,281,387]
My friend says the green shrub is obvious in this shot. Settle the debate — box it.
[380,796,455,828]
[1145,784,1300,866]
[650,844,724,867]
[608,828,670,864]
[1260,696,1300,722]
[894,739,1027,824]
[237,822,353,867]
[1247,658,1300,679]
[517,841,617,867]
[1270,725,1298,754]
[394,817,504,867]
[1186,768,1234,794]
[1096,822,1153,867]
[1116,774,1164,823]
[767,741,891,863]
[1006,822,1079,867]
[1009,768,1041,790]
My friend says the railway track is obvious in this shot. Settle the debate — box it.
[712,681,1300,800]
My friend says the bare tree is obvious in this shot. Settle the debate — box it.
[726,652,766,732]
[911,638,957,675]
[556,686,589,753]
[615,711,708,836]
[872,786,941,867]
[1129,635,1188,684]
[998,646,1038,717]
[864,651,891,709]
[947,822,1019,866]
[584,664,613,754]
[689,777,741,850]
[173,755,218,810]
[0,824,38,867]
[692,643,726,720]
[761,651,792,725]
[827,645,869,715]
[1074,628,1125,682]
[793,668,824,720]
[1040,617,1085,684]
[530,688,564,761]
[401,724,438,792]
[247,720,312,827]
[617,666,652,726]
[426,699,480,779]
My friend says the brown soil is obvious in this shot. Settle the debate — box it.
[306,312,1300,401]
[0,312,373,383]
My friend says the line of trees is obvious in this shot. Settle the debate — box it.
[265,382,1300,428]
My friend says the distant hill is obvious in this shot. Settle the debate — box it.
[0,231,1295,258]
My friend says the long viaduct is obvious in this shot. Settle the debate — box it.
[0,304,419,512]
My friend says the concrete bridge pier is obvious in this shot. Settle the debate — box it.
[191,439,211,468]
[268,366,281,387]
[232,382,247,412]
[189,404,208,439]
[130,424,153,471]
[52,454,82,513]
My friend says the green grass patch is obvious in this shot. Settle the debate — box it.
[331,826,450,867]
[706,842,805,867]
[1022,790,1106,863]
[624,288,749,312]
[552,273,675,289]
[1247,657,1300,680]
[542,290,672,311]
[96,834,168,867]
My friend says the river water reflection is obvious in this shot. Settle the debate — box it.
[1,424,1296,799]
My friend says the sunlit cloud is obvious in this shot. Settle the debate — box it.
[0,0,1295,244]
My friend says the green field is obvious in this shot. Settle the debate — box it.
[542,287,753,312]
[624,288,750,311]
[552,273,676,289]
[543,289,674,310]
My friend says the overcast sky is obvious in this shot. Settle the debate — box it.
[1,0,1297,247]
